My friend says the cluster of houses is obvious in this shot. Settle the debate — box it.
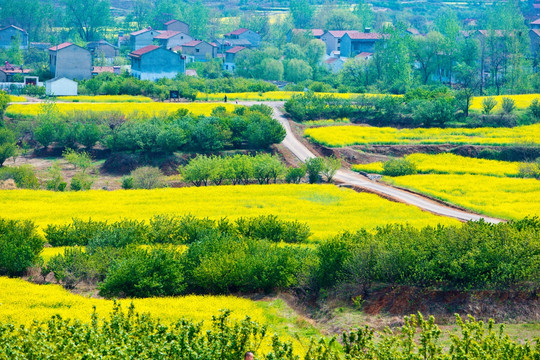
[0,20,263,94]
[5,5,540,93]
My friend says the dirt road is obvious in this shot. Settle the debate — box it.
[265,102,503,224]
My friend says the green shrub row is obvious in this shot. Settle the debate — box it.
[43,217,540,298]
[44,214,311,247]
[316,218,540,291]
[0,304,538,359]
[31,105,285,152]
[79,72,278,99]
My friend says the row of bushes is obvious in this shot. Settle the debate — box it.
[4,215,538,293]
[79,73,278,99]
[284,92,540,127]
[32,105,285,152]
[42,217,540,297]
[44,215,311,247]
[3,305,536,360]
[180,154,341,186]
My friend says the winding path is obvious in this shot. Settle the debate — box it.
[264,101,503,224]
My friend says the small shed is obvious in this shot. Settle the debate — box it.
[45,77,77,96]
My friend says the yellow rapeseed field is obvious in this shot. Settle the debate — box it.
[59,95,154,103]
[0,185,458,239]
[387,174,540,220]
[0,277,319,351]
[0,277,267,326]
[5,102,236,118]
[8,95,26,102]
[470,94,540,111]
[304,124,540,147]
[353,153,522,177]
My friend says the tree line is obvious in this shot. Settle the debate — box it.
[2,215,538,298]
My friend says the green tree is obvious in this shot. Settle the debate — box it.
[285,59,313,83]
[322,156,341,182]
[63,0,111,41]
[244,114,286,149]
[411,31,444,84]
[262,59,284,81]
[0,128,16,167]
[289,0,314,28]
[305,157,324,184]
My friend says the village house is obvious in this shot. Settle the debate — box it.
[340,30,382,57]
[214,37,252,53]
[45,77,78,96]
[0,62,32,82]
[223,46,247,72]
[91,66,122,77]
[223,28,261,48]
[87,40,119,62]
[324,56,347,73]
[287,29,325,41]
[49,42,92,80]
[164,19,189,34]
[154,31,193,49]
[176,40,217,62]
[530,29,540,60]
[320,30,361,55]
[129,45,185,80]
[130,27,160,50]
[0,25,28,49]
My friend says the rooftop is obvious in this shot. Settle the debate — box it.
[49,42,73,51]
[154,31,181,39]
[346,31,382,40]
[130,27,153,36]
[226,28,249,36]
[182,40,203,47]
[129,45,160,57]
[226,46,246,54]
[0,25,26,33]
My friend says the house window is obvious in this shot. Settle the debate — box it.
[196,48,200,53]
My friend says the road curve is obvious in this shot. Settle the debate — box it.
[262,101,503,224]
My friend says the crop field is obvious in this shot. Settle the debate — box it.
[386,174,540,220]
[0,276,319,349]
[8,95,26,102]
[0,276,266,326]
[58,95,154,103]
[304,123,540,147]
[353,153,522,177]
[470,94,540,111]
[5,102,237,118]
[0,185,458,239]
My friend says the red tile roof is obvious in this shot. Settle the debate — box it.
[182,40,203,47]
[49,42,73,51]
[531,29,540,37]
[356,52,373,58]
[164,19,186,25]
[226,46,246,54]
[326,30,361,38]
[129,45,160,57]
[130,27,153,36]
[226,28,249,36]
[324,57,339,64]
[0,25,26,33]
[407,28,420,35]
[0,66,32,74]
[185,69,198,77]
[154,31,181,39]
[532,18,540,25]
[91,66,120,74]
[346,31,382,40]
